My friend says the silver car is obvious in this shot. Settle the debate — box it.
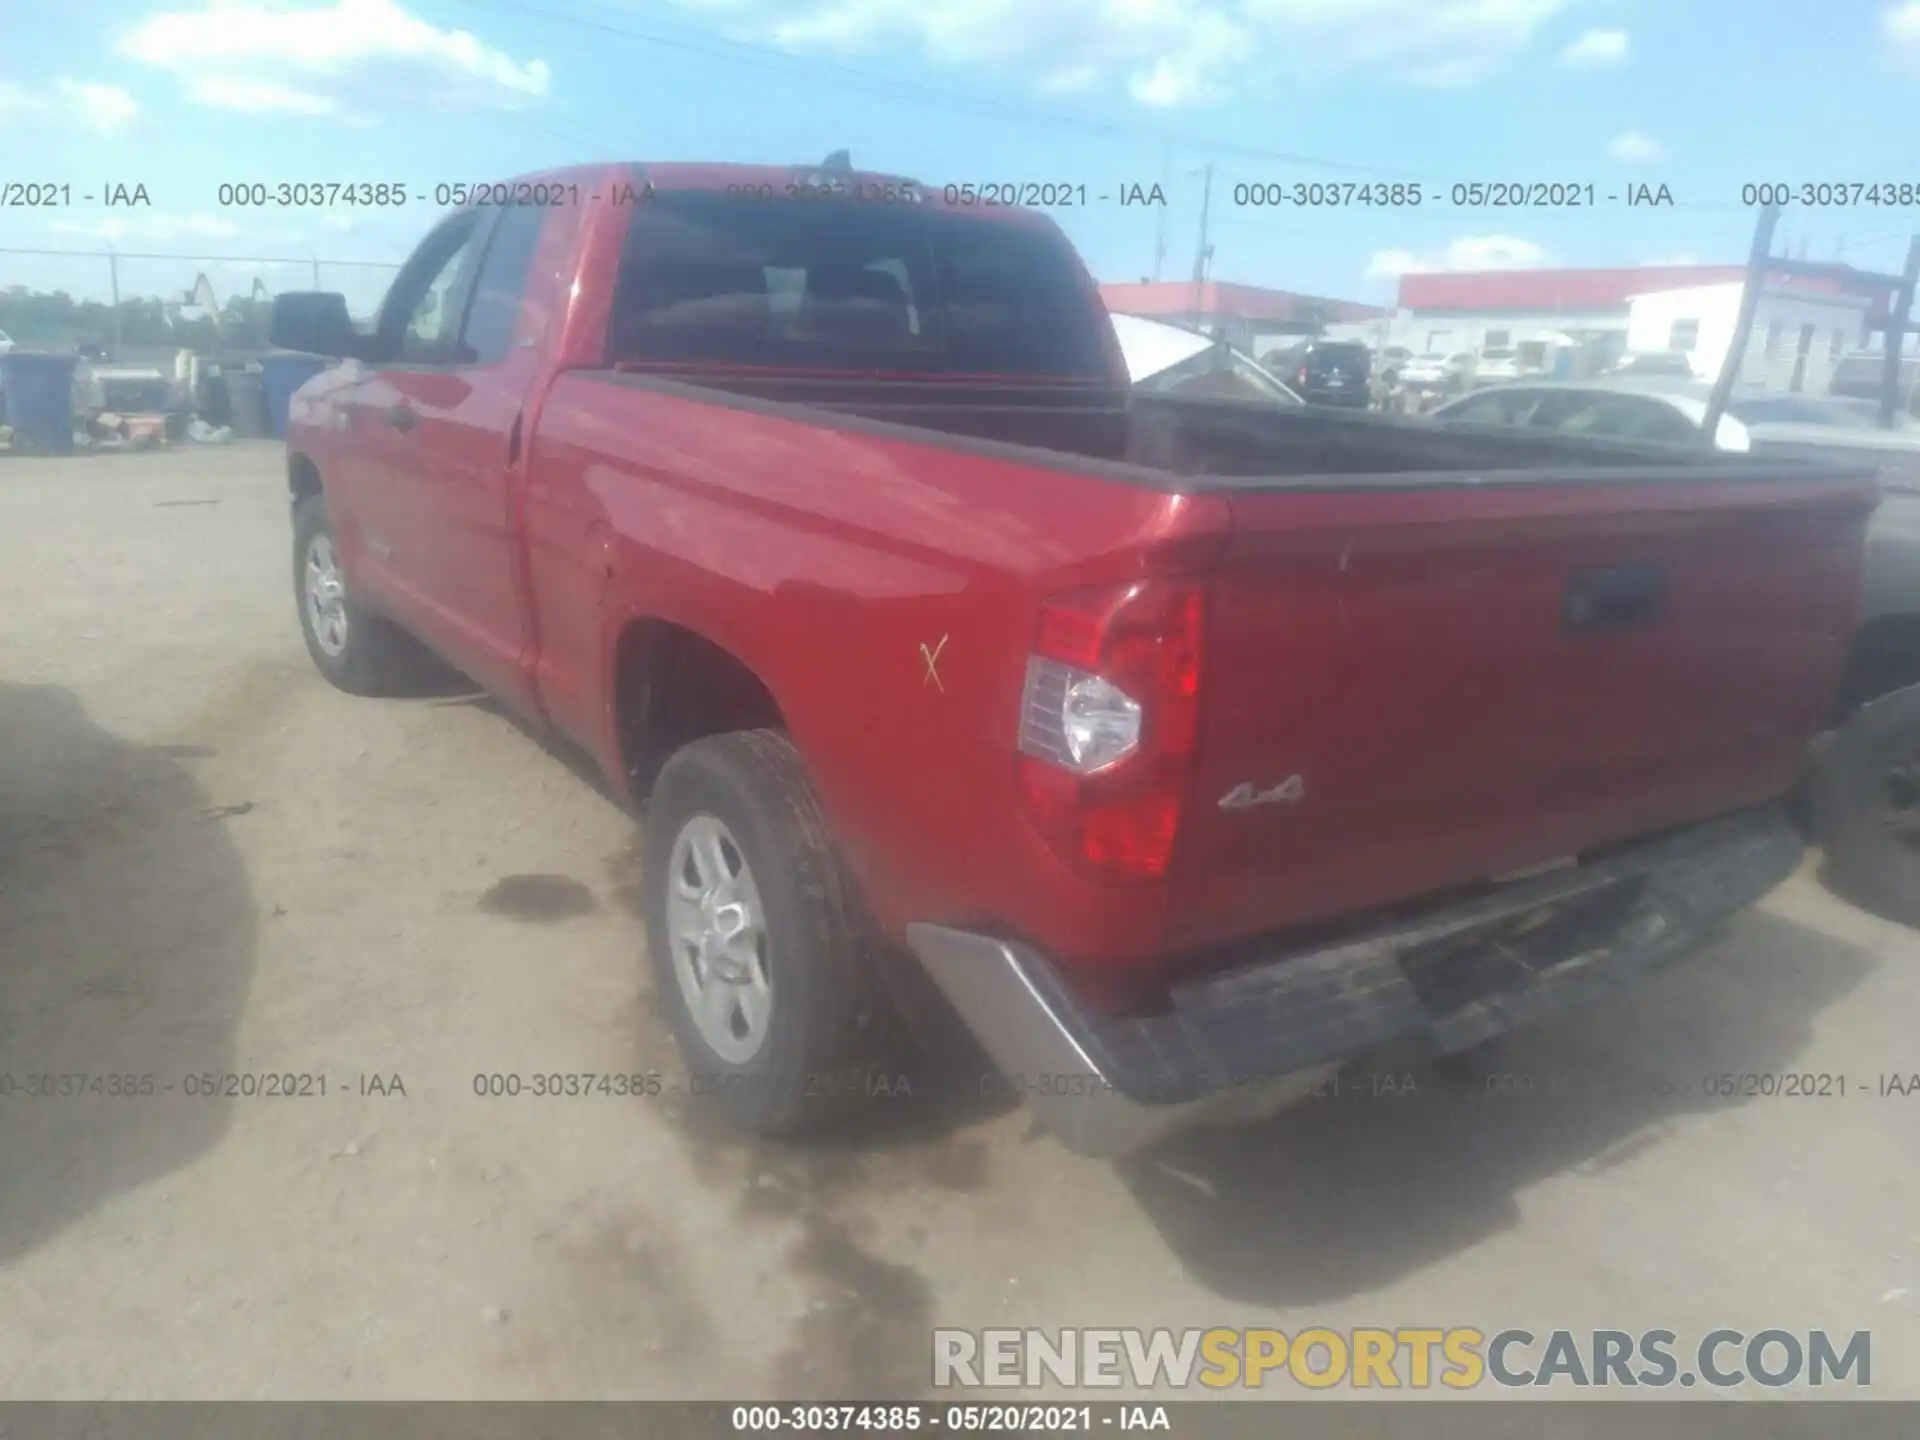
[1433,376,1920,704]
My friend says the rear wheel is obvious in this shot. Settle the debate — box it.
[292,494,420,697]
[642,729,900,1135]
[1812,683,1920,928]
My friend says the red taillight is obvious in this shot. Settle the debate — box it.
[1015,578,1205,884]
[1297,366,1310,387]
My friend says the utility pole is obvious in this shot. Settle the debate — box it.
[1878,236,1920,429]
[1151,139,1171,282]
[311,255,322,289]
[1702,202,1782,445]
[107,247,122,363]
[1189,163,1214,330]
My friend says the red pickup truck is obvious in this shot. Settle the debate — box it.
[272,159,1876,1157]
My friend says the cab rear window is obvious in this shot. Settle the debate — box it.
[606,189,1115,380]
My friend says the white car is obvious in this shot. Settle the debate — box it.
[1375,345,1414,383]
[1431,377,1754,448]
[1107,313,1302,405]
[1400,352,1473,387]
[1473,347,1523,383]
[1613,350,1699,379]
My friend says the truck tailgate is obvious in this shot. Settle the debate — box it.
[1170,473,1875,953]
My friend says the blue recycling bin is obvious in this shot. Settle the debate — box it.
[0,351,81,454]
[259,351,331,438]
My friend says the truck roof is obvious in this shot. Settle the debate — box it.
[481,160,1054,228]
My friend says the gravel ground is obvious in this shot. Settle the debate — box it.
[2,443,1918,1401]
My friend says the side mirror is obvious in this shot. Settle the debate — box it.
[269,292,359,358]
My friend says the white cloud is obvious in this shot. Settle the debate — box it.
[664,0,1570,106]
[117,0,550,114]
[1365,234,1553,280]
[1608,129,1665,163]
[0,78,138,133]
[186,78,338,115]
[56,80,139,136]
[1558,27,1628,66]
[1038,63,1101,93]
[1887,2,1920,68]
[1643,252,1700,266]
[50,213,240,242]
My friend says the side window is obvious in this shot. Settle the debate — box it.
[1444,389,1542,426]
[456,204,548,365]
[1627,400,1702,444]
[402,252,471,362]
[377,211,485,365]
[1534,393,1694,443]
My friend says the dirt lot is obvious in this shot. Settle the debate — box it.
[2,442,1919,1400]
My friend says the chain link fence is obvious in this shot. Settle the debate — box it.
[0,247,403,360]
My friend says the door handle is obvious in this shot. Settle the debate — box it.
[386,404,417,433]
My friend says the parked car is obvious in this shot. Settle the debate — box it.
[1473,347,1523,384]
[1108,313,1301,406]
[273,160,1872,1159]
[1400,351,1475,387]
[1263,337,1373,409]
[1431,376,1754,447]
[1831,350,1920,414]
[1434,376,1920,921]
[1432,377,1916,457]
[1613,351,1699,379]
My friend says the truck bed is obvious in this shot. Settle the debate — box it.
[555,367,1872,977]
[602,367,1871,488]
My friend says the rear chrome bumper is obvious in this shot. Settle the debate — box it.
[905,804,1802,1159]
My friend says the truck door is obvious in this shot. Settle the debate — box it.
[331,208,491,646]
[381,200,561,708]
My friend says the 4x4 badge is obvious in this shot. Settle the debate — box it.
[1218,775,1306,810]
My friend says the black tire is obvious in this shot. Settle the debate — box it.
[642,729,901,1136]
[1811,682,1920,928]
[292,493,419,697]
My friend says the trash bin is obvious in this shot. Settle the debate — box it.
[0,351,81,454]
[259,351,330,438]
[225,369,269,439]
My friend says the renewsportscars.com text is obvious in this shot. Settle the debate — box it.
[932,1327,1871,1390]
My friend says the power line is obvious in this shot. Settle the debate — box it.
[1838,229,1913,254]
[0,246,399,268]
[460,0,1424,180]
[451,4,1788,214]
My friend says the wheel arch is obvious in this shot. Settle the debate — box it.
[611,617,787,805]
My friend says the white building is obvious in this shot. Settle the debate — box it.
[1624,282,1872,392]
[1389,264,1897,379]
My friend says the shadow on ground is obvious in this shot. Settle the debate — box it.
[1114,909,1876,1306]
[1815,852,1920,932]
[0,681,258,1264]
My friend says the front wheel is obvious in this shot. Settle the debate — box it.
[292,494,420,697]
[642,729,900,1135]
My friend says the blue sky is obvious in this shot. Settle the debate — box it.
[2,0,1917,316]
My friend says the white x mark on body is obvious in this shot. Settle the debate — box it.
[920,634,948,692]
